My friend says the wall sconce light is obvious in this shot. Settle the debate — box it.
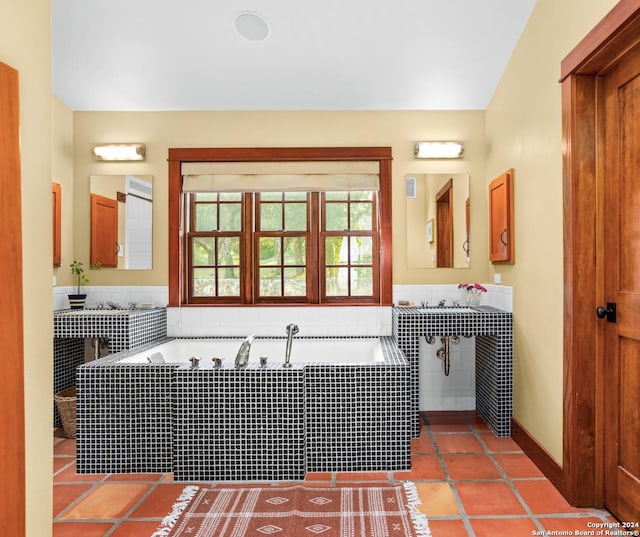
[92,143,146,161]
[414,141,464,159]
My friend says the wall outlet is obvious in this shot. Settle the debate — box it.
[494,273,501,284]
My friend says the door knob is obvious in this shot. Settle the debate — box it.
[596,302,616,323]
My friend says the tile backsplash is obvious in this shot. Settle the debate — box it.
[392,284,513,312]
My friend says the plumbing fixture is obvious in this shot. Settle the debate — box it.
[438,299,446,307]
[106,301,122,309]
[212,357,222,368]
[91,337,109,360]
[420,300,429,308]
[260,356,268,367]
[436,336,460,376]
[424,335,436,345]
[189,356,200,367]
[284,323,299,368]
[235,334,254,367]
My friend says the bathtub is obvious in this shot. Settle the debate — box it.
[76,335,411,481]
[117,337,385,366]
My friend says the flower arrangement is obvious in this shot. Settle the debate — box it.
[458,283,487,294]
[458,283,487,306]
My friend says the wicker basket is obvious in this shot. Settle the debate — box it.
[54,386,77,439]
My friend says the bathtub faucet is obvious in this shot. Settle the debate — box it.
[284,323,299,368]
[235,334,254,368]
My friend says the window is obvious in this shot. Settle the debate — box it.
[169,147,392,306]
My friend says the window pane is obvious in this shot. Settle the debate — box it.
[260,203,283,231]
[217,237,240,266]
[350,203,372,230]
[219,203,241,231]
[283,237,306,265]
[218,267,240,296]
[195,204,217,231]
[284,203,307,231]
[325,202,348,230]
[351,267,373,296]
[351,236,373,264]
[325,267,348,296]
[219,193,241,201]
[284,267,306,296]
[195,193,217,201]
[325,237,347,265]
[261,192,283,201]
[193,268,216,297]
[259,268,281,296]
[192,237,215,265]
[350,191,373,201]
[285,192,307,201]
[326,191,348,200]
[259,237,281,265]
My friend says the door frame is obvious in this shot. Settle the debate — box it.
[561,0,640,507]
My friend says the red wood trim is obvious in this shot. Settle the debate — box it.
[52,182,61,267]
[0,61,25,537]
[379,157,393,306]
[169,146,393,163]
[561,0,640,79]
[511,418,565,496]
[168,158,182,306]
[562,74,600,507]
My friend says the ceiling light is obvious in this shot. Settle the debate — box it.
[92,143,146,161]
[414,141,464,159]
[234,11,270,42]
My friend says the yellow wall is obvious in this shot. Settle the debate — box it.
[73,110,490,286]
[0,0,53,536]
[485,0,619,462]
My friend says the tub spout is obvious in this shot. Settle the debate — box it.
[235,334,254,368]
[284,323,299,368]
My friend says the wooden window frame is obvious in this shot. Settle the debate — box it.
[254,192,315,304]
[320,191,379,304]
[169,147,393,307]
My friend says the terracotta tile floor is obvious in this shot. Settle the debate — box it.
[53,411,615,536]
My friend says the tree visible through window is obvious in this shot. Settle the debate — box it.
[185,190,378,304]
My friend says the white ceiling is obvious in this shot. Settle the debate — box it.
[52,0,537,112]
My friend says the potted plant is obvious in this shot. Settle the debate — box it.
[68,260,89,309]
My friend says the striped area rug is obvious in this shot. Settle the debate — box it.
[152,483,430,537]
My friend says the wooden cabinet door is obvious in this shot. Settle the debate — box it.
[90,193,118,267]
[52,182,61,266]
[489,169,514,263]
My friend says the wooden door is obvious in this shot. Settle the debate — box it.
[435,179,453,268]
[90,193,118,267]
[601,41,640,522]
[0,61,25,535]
[489,170,514,263]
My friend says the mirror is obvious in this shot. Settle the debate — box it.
[406,173,470,268]
[89,175,153,269]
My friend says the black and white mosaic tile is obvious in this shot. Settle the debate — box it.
[392,306,513,437]
[75,336,412,480]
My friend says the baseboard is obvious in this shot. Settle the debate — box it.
[511,418,565,494]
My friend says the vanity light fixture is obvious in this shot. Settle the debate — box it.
[414,141,464,159]
[92,143,146,162]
